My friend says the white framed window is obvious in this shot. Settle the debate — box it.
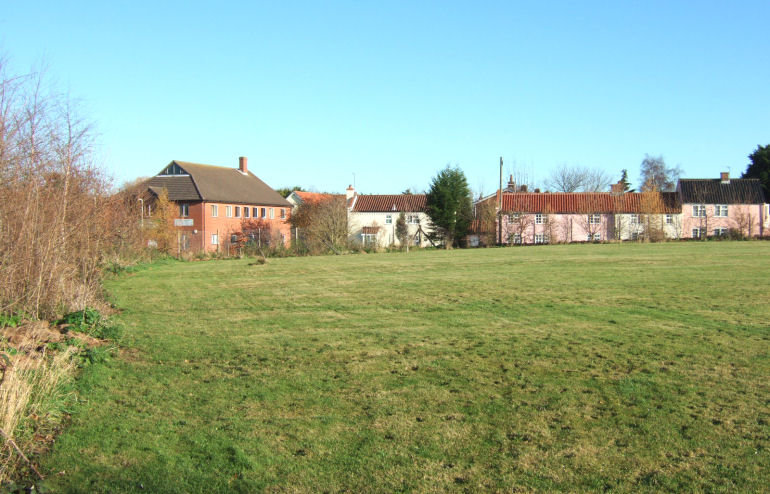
[692,205,706,218]
[226,205,232,218]
[630,214,640,225]
[179,203,189,217]
[244,207,250,218]
[253,207,258,218]
[512,234,522,245]
[665,214,673,224]
[509,213,521,221]
[593,233,600,241]
[385,214,392,224]
[281,208,286,219]
[715,204,728,217]
[261,207,267,219]
[211,233,219,245]
[269,208,275,219]
[588,214,601,225]
[714,227,728,236]
[211,204,218,217]
[535,214,546,224]
[692,228,702,238]
[535,233,548,244]
[406,214,419,224]
[235,206,241,218]
[587,233,600,241]
[414,232,420,245]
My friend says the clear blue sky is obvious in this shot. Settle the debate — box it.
[2,1,768,195]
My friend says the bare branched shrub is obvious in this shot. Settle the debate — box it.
[289,196,349,254]
[0,57,112,318]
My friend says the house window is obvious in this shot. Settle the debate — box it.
[179,204,189,217]
[592,233,601,241]
[665,214,673,224]
[714,227,728,236]
[211,234,219,245]
[512,234,522,245]
[211,204,218,217]
[630,214,640,225]
[281,208,286,219]
[253,207,258,218]
[269,208,275,219]
[385,214,392,224]
[692,205,706,218]
[235,206,241,218]
[509,213,521,221]
[588,214,601,225]
[692,228,703,239]
[414,232,421,245]
[631,232,640,240]
[226,205,232,218]
[244,207,250,218]
[715,204,728,217]
[280,233,286,244]
[535,233,548,244]
[535,214,545,224]
[261,207,266,219]
[407,215,420,224]
[362,233,377,245]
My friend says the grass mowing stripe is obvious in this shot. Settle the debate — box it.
[39,242,770,493]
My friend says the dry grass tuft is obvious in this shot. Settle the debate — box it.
[0,348,77,483]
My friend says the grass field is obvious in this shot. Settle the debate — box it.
[40,242,770,493]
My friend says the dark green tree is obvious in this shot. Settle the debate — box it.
[425,165,473,248]
[395,212,409,248]
[619,169,634,192]
[275,185,304,198]
[742,144,770,199]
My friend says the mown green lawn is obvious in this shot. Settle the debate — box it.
[41,242,770,493]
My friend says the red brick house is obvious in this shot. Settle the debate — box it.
[145,157,292,253]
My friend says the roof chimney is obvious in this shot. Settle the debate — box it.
[346,185,355,200]
[506,174,515,191]
[720,171,729,184]
[520,184,528,192]
[610,181,624,196]
[239,156,248,174]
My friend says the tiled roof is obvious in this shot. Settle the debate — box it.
[146,177,200,201]
[362,226,381,234]
[352,194,427,212]
[148,161,291,207]
[294,191,344,203]
[678,178,765,204]
[502,192,680,214]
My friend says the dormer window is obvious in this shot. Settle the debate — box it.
[159,163,188,176]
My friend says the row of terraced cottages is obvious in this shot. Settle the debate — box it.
[473,173,769,245]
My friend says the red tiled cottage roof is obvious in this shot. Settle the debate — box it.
[501,192,680,214]
[351,194,427,212]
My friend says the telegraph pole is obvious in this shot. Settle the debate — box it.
[498,157,503,245]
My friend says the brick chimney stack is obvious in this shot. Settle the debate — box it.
[720,172,729,184]
[239,156,248,174]
[610,181,624,195]
[346,185,356,200]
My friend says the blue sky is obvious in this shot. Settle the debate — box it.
[2,1,768,195]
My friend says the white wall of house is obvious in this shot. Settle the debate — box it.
[348,211,433,247]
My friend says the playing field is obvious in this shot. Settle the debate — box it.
[42,242,770,493]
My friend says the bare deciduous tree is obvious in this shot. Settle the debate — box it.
[545,165,612,192]
[0,57,113,318]
[289,195,348,254]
